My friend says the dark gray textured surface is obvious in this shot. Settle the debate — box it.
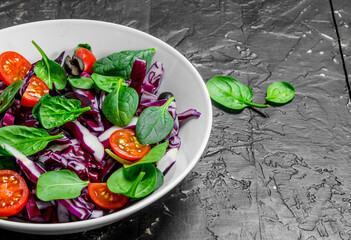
[1,0,351,239]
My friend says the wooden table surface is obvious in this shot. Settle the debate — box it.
[1,0,351,239]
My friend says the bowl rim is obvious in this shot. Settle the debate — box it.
[0,19,212,233]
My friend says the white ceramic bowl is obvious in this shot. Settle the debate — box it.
[0,20,212,235]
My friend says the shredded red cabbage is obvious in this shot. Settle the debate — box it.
[0,53,200,223]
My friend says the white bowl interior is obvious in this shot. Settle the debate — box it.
[0,19,212,235]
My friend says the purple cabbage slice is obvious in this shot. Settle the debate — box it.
[19,64,35,96]
[2,144,45,183]
[129,59,147,95]
[0,113,15,127]
[156,148,178,173]
[56,197,92,220]
[57,202,71,223]
[26,192,41,220]
[142,62,164,94]
[178,109,201,127]
[63,121,105,162]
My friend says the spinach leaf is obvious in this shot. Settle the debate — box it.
[0,125,64,156]
[68,76,95,89]
[102,79,139,127]
[106,140,169,168]
[206,76,269,110]
[37,95,91,129]
[74,43,92,53]
[91,73,124,93]
[266,81,295,104]
[32,93,51,119]
[92,48,156,79]
[0,156,16,170]
[0,80,23,114]
[107,163,157,199]
[32,41,67,90]
[36,170,90,201]
[152,168,164,193]
[136,97,175,145]
[130,167,164,201]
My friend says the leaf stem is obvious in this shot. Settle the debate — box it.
[126,171,145,197]
[32,40,51,84]
[163,96,175,108]
[245,101,270,108]
[80,106,92,112]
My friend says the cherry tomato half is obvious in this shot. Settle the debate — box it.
[88,183,129,210]
[0,51,32,86]
[74,47,96,73]
[110,129,151,161]
[20,76,49,107]
[0,170,29,217]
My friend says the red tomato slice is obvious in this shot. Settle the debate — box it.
[88,183,129,210]
[0,51,32,85]
[74,47,96,73]
[20,76,49,107]
[110,129,151,161]
[0,170,29,217]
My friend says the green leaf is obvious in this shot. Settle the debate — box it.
[74,43,92,53]
[0,125,63,156]
[106,140,169,168]
[102,79,139,127]
[92,48,156,79]
[0,80,23,114]
[36,170,90,201]
[206,76,269,110]
[32,41,67,90]
[68,76,95,89]
[152,168,164,193]
[38,95,91,129]
[91,73,124,93]
[107,163,157,199]
[0,156,16,170]
[136,97,175,145]
[32,93,51,119]
[266,81,295,104]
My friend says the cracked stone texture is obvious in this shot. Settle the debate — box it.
[1,0,351,239]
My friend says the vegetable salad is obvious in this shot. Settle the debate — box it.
[0,41,200,222]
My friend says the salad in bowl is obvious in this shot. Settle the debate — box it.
[0,40,201,222]
[0,20,212,235]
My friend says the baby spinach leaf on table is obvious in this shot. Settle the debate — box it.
[102,78,139,127]
[0,156,16,170]
[32,40,67,90]
[266,81,295,104]
[0,80,23,114]
[106,140,169,168]
[0,125,63,156]
[91,73,124,93]
[37,95,91,129]
[206,76,269,110]
[136,97,175,145]
[107,163,157,199]
[36,170,90,201]
[68,76,95,89]
[92,48,156,79]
